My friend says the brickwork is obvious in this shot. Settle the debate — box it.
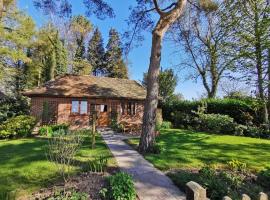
[29,97,145,129]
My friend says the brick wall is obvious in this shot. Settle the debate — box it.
[29,96,145,129]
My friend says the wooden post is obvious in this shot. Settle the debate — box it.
[259,192,268,200]
[223,196,232,200]
[242,194,251,200]
[92,112,96,149]
[186,181,208,200]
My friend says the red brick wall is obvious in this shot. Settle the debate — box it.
[29,97,145,129]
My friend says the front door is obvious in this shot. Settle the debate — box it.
[96,104,109,127]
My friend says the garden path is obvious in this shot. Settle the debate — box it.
[101,129,186,200]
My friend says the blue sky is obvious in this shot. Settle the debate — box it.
[18,0,206,100]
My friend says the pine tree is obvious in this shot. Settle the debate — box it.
[44,49,56,81]
[87,28,105,76]
[105,28,128,78]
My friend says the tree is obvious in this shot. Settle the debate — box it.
[105,28,129,78]
[126,0,188,153]
[171,1,228,98]
[87,28,105,76]
[33,0,114,20]
[70,15,92,60]
[69,15,93,75]
[224,0,270,124]
[142,68,178,103]
[126,0,218,152]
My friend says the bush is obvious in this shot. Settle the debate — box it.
[0,115,36,138]
[0,95,29,123]
[110,119,124,133]
[169,164,263,200]
[38,124,69,137]
[198,113,235,134]
[257,168,270,188]
[156,121,172,130]
[102,172,136,200]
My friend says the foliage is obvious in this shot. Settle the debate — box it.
[0,95,29,123]
[82,156,108,173]
[169,163,264,200]
[197,113,235,135]
[0,115,36,138]
[103,172,136,200]
[227,159,247,173]
[110,119,124,133]
[47,190,88,200]
[39,124,69,136]
[87,28,106,76]
[142,69,178,103]
[156,121,172,131]
[163,98,262,127]
[105,28,128,79]
[257,167,270,189]
[46,130,83,182]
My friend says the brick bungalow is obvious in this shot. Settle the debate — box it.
[23,75,146,129]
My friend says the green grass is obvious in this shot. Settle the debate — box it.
[0,134,115,197]
[127,129,270,171]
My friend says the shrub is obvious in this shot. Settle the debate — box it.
[0,115,36,138]
[195,112,235,135]
[227,159,247,173]
[39,125,53,136]
[38,124,69,137]
[0,95,29,123]
[104,172,136,200]
[156,121,172,130]
[257,168,270,188]
[110,119,124,133]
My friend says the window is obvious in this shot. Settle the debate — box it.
[127,102,136,115]
[71,101,79,113]
[100,104,108,112]
[121,103,125,115]
[80,101,87,114]
[71,100,88,114]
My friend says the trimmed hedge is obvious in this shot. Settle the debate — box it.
[162,98,262,126]
[0,115,36,138]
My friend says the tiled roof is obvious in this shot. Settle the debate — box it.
[23,75,146,100]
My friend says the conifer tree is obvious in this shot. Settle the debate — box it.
[105,28,128,78]
[87,28,105,76]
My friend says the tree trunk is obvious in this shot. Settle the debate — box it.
[138,0,187,153]
[138,30,163,153]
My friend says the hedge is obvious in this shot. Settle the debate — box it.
[162,98,262,126]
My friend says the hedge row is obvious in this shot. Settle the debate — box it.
[162,98,263,126]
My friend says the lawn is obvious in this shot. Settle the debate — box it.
[126,129,270,171]
[0,134,115,197]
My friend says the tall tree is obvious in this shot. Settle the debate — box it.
[69,15,92,75]
[171,1,229,98]
[87,28,105,76]
[142,68,178,103]
[126,0,217,152]
[105,28,129,78]
[126,0,188,152]
[224,0,270,124]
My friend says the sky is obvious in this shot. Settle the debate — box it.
[18,0,207,100]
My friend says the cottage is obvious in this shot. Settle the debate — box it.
[23,75,146,129]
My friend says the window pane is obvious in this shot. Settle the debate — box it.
[71,101,79,113]
[80,101,87,114]
[100,104,108,112]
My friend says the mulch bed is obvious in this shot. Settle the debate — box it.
[30,172,109,200]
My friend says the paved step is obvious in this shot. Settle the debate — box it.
[101,131,186,200]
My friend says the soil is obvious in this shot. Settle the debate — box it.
[30,172,109,200]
